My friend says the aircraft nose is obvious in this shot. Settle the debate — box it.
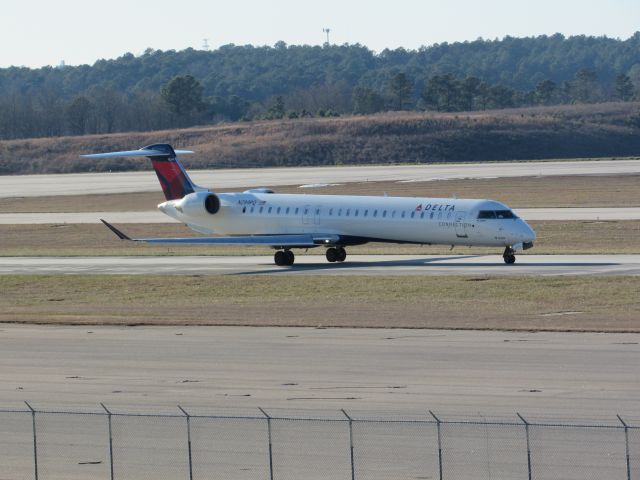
[521,221,536,243]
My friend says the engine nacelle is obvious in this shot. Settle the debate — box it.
[175,191,221,217]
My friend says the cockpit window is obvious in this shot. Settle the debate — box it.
[478,210,516,219]
[477,211,496,219]
[496,210,516,219]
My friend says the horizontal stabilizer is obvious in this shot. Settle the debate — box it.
[81,149,193,159]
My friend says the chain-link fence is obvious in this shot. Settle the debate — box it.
[1,404,638,480]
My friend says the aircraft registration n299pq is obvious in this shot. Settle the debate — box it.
[83,144,536,266]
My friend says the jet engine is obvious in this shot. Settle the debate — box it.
[175,191,221,217]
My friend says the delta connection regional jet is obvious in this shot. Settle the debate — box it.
[84,144,536,266]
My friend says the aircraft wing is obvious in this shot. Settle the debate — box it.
[101,220,337,248]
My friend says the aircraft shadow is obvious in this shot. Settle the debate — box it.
[229,255,621,275]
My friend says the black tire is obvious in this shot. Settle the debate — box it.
[274,251,286,266]
[336,247,347,262]
[285,250,295,266]
[503,254,516,264]
[326,247,337,262]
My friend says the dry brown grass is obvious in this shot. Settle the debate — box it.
[2,102,640,174]
[2,275,639,331]
[2,174,639,212]
[1,220,639,256]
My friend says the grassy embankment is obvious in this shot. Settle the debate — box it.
[2,102,640,175]
[1,275,639,331]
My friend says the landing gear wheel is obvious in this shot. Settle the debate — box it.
[326,247,338,262]
[274,250,286,266]
[336,247,347,262]
[275,250,295,266]
[503,246,516,265]
[284,250,295,266]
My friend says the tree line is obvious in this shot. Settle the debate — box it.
[1,33,640,140]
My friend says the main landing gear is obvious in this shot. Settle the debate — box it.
[503,246,516,265]
[274,250,295,266]
[325,247,347,263]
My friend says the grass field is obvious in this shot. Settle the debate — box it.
[1,275,638,331]
[0,220,638,256]
[1,174,639,213]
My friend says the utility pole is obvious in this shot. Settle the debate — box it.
[323,28,331,45]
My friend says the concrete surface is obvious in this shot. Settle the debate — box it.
[0,325,638,416]
[1,254,639,276]
[2,158,640,198]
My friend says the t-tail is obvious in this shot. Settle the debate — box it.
[81,144,206,200]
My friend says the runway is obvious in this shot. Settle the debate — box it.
[2,158,640,197]
[2,254,639,276]
[1,207,639,224]
[0,324,637,416]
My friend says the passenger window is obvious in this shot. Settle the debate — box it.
[420,212,424,219]
[242,207,246,213]
[477,211,496,219]
[438,212,442,219]
[315,208,320,215]
[346,209,350,216]
[392,211,396,218]
[430,212,434,219]
[304,208,309,215]
[250,206,255,213]
[373,210,378,217]
[447,212,452,219]
[338,208,342,216]
[364,210,368,217]
[382,211,387,218]
[401,211,405,219]
[268,207,272,214]
[286,207,290,214]
[354,209,359,217]
[329,208,333,215]
[277,207,281,214]
[295,208,299,215]
[410,211,415,218]
[259,206,264,213]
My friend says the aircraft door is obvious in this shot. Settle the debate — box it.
[302,205,313,225]
[455,211,468,238]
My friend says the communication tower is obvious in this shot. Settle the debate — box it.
[323,28,331,45]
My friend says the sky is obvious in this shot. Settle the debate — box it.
[2,0,639,68]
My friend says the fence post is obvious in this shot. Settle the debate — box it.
[178,406,194,480]
[100,403,114,480]
[258,408,274,480]
[517,413,532,480]
[617,415,631,480]
[25,402,38,480]
[341,409,356,480]
[429,410,443,480]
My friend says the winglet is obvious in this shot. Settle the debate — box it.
[100,219,132,241]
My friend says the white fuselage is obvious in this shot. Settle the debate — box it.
[159,191,536,248]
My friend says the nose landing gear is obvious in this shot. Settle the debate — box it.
[326,247,347,263]
[503,246,516,264]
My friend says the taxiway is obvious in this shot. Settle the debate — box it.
[2,158,640,197]
[1,254,639,276]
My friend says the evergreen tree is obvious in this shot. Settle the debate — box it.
[352,86,385,114]
[422,75,459,111]
[535,80,557,105]
[614,74,635,101]
[388,73,414,110]
[161,75,206,118]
